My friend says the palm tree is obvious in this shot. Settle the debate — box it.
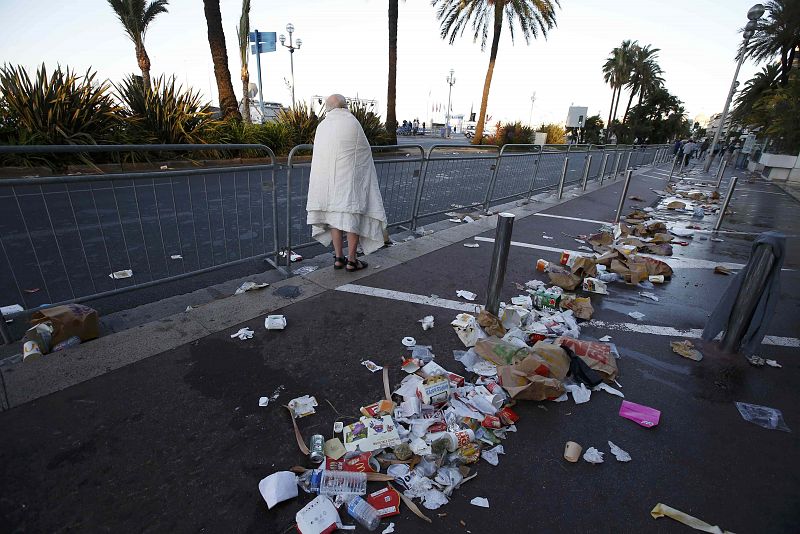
[203,0,242,120]
[386,0,399,144]
[602,40,636,141]
[237,0,251,123]
[106,0,169,89]
[622,44,662,123]
[432,0,560,145]
[731,63,780,125]
[741,0,800,86]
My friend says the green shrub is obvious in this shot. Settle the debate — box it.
[538,123,566,144]
[0,63,121,146]
[348,101,392,146]
[488,121,534,146]
[277,101,321,147]
[115,74,219,145]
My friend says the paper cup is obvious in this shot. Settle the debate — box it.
[564,441,582,463]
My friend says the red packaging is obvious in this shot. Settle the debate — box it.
[367,486,401,518]
[447,372,465,388]
[560,251,570,265]
[325,451,375,473]
[498,407,520,425]
[482,415,502,429]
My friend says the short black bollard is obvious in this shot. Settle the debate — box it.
[0,311,11,345]
[486,213,515,317]
[613,170,633,224]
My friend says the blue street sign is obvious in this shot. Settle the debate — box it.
[249,31,276,46]
[251,41,276,54]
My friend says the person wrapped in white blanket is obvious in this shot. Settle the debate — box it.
[306,94,388,271]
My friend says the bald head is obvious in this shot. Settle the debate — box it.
[325,94,347,111]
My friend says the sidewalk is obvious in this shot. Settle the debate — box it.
[1,161,798,532]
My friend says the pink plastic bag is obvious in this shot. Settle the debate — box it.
[619,400,661,428]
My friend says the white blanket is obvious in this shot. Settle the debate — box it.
[306,108,387,254]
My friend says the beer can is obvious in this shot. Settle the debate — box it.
[536,259,549,272]
[309,434,325,464]
[559,251,570,265]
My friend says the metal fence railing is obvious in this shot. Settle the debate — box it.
[0,144,278,317]
[0,142,670,324]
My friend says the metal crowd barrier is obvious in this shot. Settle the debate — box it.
[0,142,672,325]
[0,144,278,317]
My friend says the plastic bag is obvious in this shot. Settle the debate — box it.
[735,402,791,432]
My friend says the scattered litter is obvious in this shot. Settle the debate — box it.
[448,218,462,223]
[608,441,631,462]
[582,447,604,464]
[236,281,270,295]
[599,335,612,342]
[464,216,475,223]
[109,269,133,279]
[629,196,644,201]
[713,265,734,275]
[289,395,318,418]
[639,292,659,302]
[480,444,505,466]
[23,288,40,293]
[274,285,301,298]
[565,383,591,404]
[463,242,480,248]
[670,340,703,361]
[766,359,781,368]
[419,315,435,330]
[259,397,270,407]
[402,336,417,347]
[170,254,183,260]
[564,441,582,462]
[470,497,489,508]
[619,400,661,428]
[382,523,395,534]
[296,495,341,533]
[265,315,287,330]
[542,235,554,240]
[710,237,724,242]
[361,360,384,373]
[649,275,665,284]
[627,311,646,321]
[735,401,791,432]
[669,226,694,237]
[746,354,765,366]
[1,304,23,317]
[258,471,298,509]
[578,245,594,252]
[456,290,477,301]
[472,360,498,377]
[594,383,624,398]
[293,265,319,275]
[651,502,729,534]
[230,327,255,340]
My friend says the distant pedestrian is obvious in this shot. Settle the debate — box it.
[700,139,709,159]
[673,139,681,155]
[422,121,426,134]
[306,94,387,271]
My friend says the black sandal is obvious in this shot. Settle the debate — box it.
[333,256,346,269]
[346,259,368,272]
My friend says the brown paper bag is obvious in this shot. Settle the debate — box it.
[556,336,619,382]
[570,256,597,278]
[531,341,570,380]
[547,269,582,291]
[30,304,99,345]
[474,337,529,366]
[497,360,565,400]
[477,310,506,337]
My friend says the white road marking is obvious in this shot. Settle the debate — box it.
[473,236,749,270]
[334,284,800,348]
[533,213,606,225]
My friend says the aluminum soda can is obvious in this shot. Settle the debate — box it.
[309,434,325,464]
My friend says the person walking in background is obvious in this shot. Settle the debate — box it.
[306,94,387,272]
[700,139,710,160]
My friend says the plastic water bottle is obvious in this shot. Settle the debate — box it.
[343,494,380,531]
[318,470,367,496]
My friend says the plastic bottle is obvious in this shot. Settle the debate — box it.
[343,494,380,531]
[318,470,367,496]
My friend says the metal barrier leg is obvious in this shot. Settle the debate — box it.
[557,157,569,199]
[0,312,11,345]
[714,176,738,232]
[526,152,542,199]
[715,154,731,188]
[483,153,503,212]
[599,153,609,186]
[581,155,592,191]
[667,155,678,183]
[621,152,631,180]
[720,242,776,353]
[613,170,634,223]
[612,153,621,181]
[410,158,429,231]
[485,212,515,316]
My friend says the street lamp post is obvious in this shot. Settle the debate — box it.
[703,4,764,172]
[529,92,536,128]
[279,23,302,108]
[445,69,456,138]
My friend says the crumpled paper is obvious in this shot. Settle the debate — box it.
[480,444,505,466]
[651,503,732,534]
[608,441,632,462]
[671,340,703,361]
[470,497,489,508]
[456,290,477,301]
[230,327,255,340]
[583,447,604,464]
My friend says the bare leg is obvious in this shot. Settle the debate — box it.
[330,228,345,267]
[346,232,360,262]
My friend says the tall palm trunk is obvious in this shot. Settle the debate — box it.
[622,86,637,124]
[386,0,398,143]
[612,86,622,124]
[203,0,241,120]
[136,42,151,89]
[473,3,503,144]
[241,74,251,123]
[606,86,616,142]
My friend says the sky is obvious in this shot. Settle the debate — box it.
[0,0,767,128]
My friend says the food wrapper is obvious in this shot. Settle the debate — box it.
[557,337,619,382]
[496,360,565,401]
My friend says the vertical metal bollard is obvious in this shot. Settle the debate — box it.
[613,170,633,223]
[486,213,515,317]
[612,152,621,181]
[557,157,569,199]
[581,155,592,191]
[715,154,730,188]
[714,176,738,232]
[599,153,610,186]
[720,243,776,353]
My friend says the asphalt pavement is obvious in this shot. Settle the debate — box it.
[1,161,798,533]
